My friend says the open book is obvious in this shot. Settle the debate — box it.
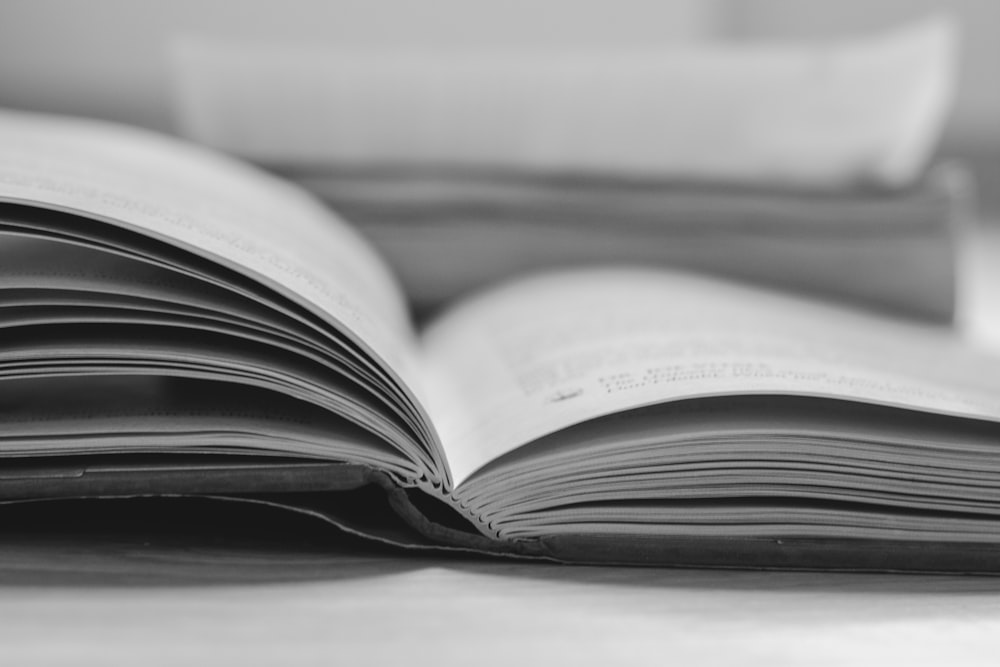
[4,110,1000,573]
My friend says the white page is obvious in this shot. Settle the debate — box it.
[0,110,420,388]
[422,269,1000,487]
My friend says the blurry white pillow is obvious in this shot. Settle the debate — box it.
[170,16,955,189]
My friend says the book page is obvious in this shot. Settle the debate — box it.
[0,375,419,480]
[421,269,1000,487]
[0,110,420,386]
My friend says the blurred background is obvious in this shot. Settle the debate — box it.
[0,0,992,143]
[0,0,995,209]
[0,0,995,210]
[0,0,992,327]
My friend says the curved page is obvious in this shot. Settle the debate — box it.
[422,269,1000,487]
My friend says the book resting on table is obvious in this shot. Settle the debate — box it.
[2,103,1000,573]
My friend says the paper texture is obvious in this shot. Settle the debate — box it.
[0,110,447,479]
[0,110,415,375]
[423,269,1000,487]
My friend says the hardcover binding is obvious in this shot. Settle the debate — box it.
[4,462,1000,573]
